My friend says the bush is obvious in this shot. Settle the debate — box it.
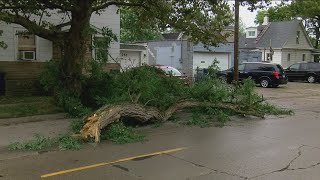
[101,121,145,144]
[8,134,82,151]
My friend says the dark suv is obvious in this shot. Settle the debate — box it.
[285,62,320,83]
[218,62,288,88]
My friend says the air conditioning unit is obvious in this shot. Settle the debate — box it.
[20,51,35,61]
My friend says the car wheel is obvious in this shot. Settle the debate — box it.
[260,78,270,88]
[307,75,316,83]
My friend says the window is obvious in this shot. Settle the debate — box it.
[17,31,36,60]
[275,65,284,73]
[308,63,320,70]
[300,63,307,70]
[289,64,300,71]
[258,65,274,71]
[162,67,182,76]
[287,53,291,61]
[201,61,205,63]
[267,53,272,61]
[238,64,245,71]
[302,54,306,61]
[93,37,108,61]
[296,31,300,44]
[248,31,255,37]
[245,63,260,71]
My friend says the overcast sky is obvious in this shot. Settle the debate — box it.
[229,1,291,28]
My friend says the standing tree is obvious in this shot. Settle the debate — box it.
[0,0,235,95]
[255,5,294,25]
[120,8,163,43]
[0,0,275,95]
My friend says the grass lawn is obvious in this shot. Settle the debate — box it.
[0,96,62,119]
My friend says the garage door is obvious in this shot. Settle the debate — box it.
[120,51,141,70]
[193,52,230,72]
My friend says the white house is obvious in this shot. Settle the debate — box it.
[0,6,120,62]
[119,43,148,71]
[240,15,314,68]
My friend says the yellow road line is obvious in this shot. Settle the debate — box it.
[41,147,187,178]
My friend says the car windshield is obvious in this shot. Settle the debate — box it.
[162,67,182,76]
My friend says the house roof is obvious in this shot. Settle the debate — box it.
[240,20,308,49]
[162,32,182,40]
[120,44,146,50]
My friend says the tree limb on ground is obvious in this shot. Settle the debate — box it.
[80,100,264,143]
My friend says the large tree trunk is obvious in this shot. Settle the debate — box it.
[61,1,92,96]
[315,25,320,49]
[80,101,264,143]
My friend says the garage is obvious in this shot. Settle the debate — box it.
[119,50,141,70]
[193,52,230,73]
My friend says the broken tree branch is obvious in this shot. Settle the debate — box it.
[80,100,264,143]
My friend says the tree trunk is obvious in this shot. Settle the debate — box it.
[80,101,264,143]
[62,2,92,96]
[316,24,320,49]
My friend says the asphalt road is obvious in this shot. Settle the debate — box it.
[1,82,320,180]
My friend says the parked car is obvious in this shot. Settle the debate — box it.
[285,62,320,83]
[155,65,184,77]
[155,65,191,85]
[217,62,288,88]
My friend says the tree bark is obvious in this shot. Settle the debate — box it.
[61,1,92,96]
[80,100,264,143]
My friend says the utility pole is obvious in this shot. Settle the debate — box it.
[233,0,240,82]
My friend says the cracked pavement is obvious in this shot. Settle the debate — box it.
[1,82,320,180]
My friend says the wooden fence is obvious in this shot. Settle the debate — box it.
[0,61,121,96]
[0,61,45,96]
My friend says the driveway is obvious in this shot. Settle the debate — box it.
[1,82,320,180]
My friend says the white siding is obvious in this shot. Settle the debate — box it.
[0,22,16,61]
[193,52,230,74]
[281,49,312,68]
[259,49,282,64]
[91,6,120,60]
[0,6,120,62]
[272,50,282,65]
[36,37,52,62]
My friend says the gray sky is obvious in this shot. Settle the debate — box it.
[229,1,291,28]
[239,5,258,27]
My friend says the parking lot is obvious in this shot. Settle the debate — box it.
[1,82,320,180]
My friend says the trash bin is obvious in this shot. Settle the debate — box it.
[0,72,5,95]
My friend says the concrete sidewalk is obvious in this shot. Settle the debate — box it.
[0,114,73,148]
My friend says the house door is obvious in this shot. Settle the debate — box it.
[156,46,182,69]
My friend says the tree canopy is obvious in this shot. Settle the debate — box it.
[120,8,163,43]
[0,0,275,94]
[255,5,294,25]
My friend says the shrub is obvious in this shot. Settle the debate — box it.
[101,122,145,144]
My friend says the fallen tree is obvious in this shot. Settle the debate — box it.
[60,66,290,142]
[80,100,265,142]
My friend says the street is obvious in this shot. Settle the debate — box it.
[1,82,320,180]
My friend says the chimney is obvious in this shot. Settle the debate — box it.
[262,13,269,25]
